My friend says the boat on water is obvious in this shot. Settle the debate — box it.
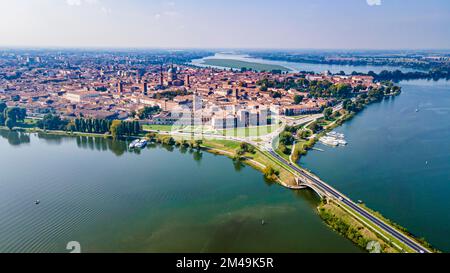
[326,131,345,139]
[129,139,140,149]
[319,136,339,147]
[135,139,148,149]
[337,139,348,146]
[320,131,347,147]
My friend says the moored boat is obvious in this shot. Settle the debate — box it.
[129,139,140,149]
[135,139,148,149]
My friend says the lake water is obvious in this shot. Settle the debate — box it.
[191,53,420,74]
[0,132,359,253]
[300,79,450,252]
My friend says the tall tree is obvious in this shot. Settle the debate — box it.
[323,107,333,120]
[110,120,122,140]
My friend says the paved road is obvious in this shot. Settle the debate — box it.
[266,149,430,253]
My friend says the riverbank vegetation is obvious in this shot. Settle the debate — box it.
[249,52,450,75]
[201,59,291,73]
[144,133,297,186]
[367,69,450,82]
[318,200,398,253]
[0,102,27,130]
[4,112,143,141]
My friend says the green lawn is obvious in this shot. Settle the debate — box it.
[24,118,38,125]
[143,124,214,134]
[202,139,242,153]
[215,124,280,138]
[143,124,176,132]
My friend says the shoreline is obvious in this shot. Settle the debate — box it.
[286,103,439,253]
[0,114,438,253]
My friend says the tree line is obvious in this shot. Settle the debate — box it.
[257,78,356,99]
[72,118,112,134]
[363,69,450,82]
[35,114,142,139]
[110,120,142,140]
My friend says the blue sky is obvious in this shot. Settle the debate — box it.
[0,0,449,49]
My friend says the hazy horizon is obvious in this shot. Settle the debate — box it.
[1,0,450,49]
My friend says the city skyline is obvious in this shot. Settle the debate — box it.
[1,0,450,50]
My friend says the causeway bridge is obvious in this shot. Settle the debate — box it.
[266,148,430,254]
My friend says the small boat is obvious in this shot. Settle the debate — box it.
[129,139,140,149]
[337,139,347,146]
[357,200,364,204]
[135,139,148,149]
[35,200,40,205]
[261,220,265,226]
[415,109,420,113]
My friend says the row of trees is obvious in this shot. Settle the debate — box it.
[367,69,450,82]
[72,118,112,134]
[153,90,190,100]
[35,114,142,140]
[37,114,68,130]
[110,120,142,140]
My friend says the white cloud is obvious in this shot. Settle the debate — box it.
[165,1,176,8]
[66,0,111,15]
[66,0,100,7]
[163,11,179,17]
[66,0,82,6]
[101,6,112,15]
[366,0,382,6]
